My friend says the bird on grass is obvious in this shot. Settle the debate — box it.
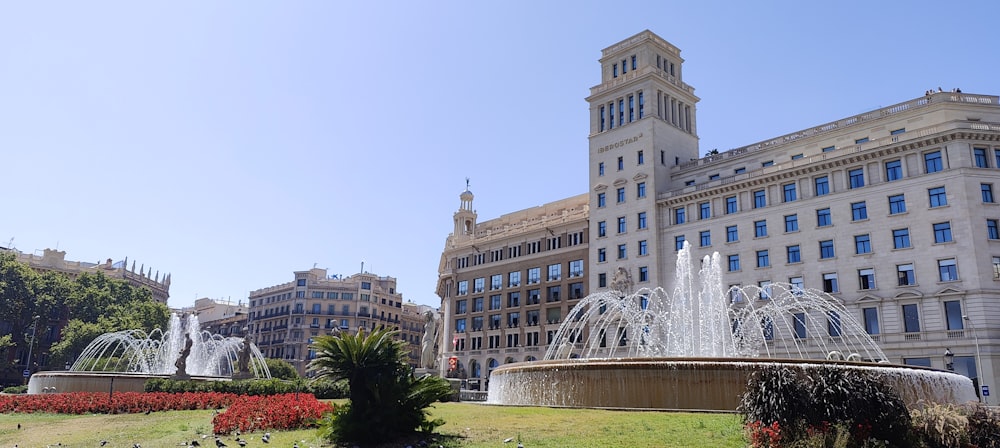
[236,438,247,448]
[190,440,201,447]
[215,437,227,448]
[261,432,270,444]
[100,441,108,447]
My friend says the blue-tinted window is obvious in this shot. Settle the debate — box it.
[675,207,685,224]
[599,107,605,132]
[637,212,647,229]
[893,228,911,249]
[888,194,906,214]
[855,234,872,254]
[756,250,769,268]
[939,259,958,281]
[638,240,648,256]
[753,190,766,208]
[933,222,952,243]
[728,254,740,272]
[817,208,832,227]
[787,245,801,263]
[793,313,806,339]
[617,216,626,234]
[784,214,798,232]
[815,176,829,195]
[885,160,902,181]
[929,186,947,207]
[902,304,920,332]
[726,225,738,242]
[617,244,627,259]
[617,187,626,203]
[988,219,999,240]
[754,220,767,238]
[851,202,867,221]
[982,184,995,203]
[597,193,606,208]
[638,93,644,119]
[782,183,797,202]
[699,202,710,219]
[725,196,737,214]
[863,307,880,335]
[598,221,606,237]
[700,230,711,247]
[598,162,605,176]
[597,248,606,262]
[924,151,943,173]
[820,240,835,259]
[674,235,685,251]
[849,168,865,189]
[974,148,989,168]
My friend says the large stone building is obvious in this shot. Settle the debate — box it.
[177,298,249,339]
[436,190,589,383]
[439,30,999,399]
[247,268,425,375]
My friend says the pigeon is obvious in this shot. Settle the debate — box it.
[236,439,246,448]
[17,423,21,430]
[261,432,270,444]
[100,441,108,447]
[191,440,201,447]
[503,438,513,443]
[215,438,227,448]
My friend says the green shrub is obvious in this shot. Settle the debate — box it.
[739,365,812,439]
[2,385,28,394]
[910,402,968,448]
[962,403,1000,448]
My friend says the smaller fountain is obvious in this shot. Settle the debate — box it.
[27,313,270,394]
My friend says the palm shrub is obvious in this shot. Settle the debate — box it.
[309,327,452,445]
[910,402,968,448]
[963,402,1000,448]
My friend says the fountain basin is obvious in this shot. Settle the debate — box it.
[486,357,977,411]
[27,371,231,394]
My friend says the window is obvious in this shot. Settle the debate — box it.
[674,235,685,251]
[822,145,836,153]
[974,147,989,168]
[995,256,1000,279]
[902,304,920,332]
[637,150,644,165]
[507,312,520,328]
[782,183,797,202]
[933,222,953,243]
[858,268,876,290]
[455,318,466,333]
[888,194,906,214]
[597,193,606,208]
[928,186,947,207]
[674,207,686,224]
[546,285,561,302]
[699,231,711,247]
[938,258,958,281]
[828,311,842,337]
[598,162,605,176]
[721,196,737,215]
[989,219,1000,239]
[855,137,869,144]
[815,176,829,196]
[612,63,618,77]
[793,313,806,339]
[784,214,798,232]
[753,190,766,208]
[628,95,634,122]
[726,225,739,242]
[817,208,832,227]
[569,282,583,299]
[791,153,803,160]
[638,240,648,256]
[617,216,627,233]
[637,182,646,198]
[762,160,774,167]
[897,264,915,286]
[527,268,540,284]
[893,228,911,249]
[455,299,468,314]
[734,167,746,174]
[617,187,626,203]
[823,273,839,293]
[617,244,627,259]
[474,277,485,293]
[820,240,835,259]
[597,248,606,263]
[491,274,502,290]
[787,245,801,263]
[944,301,964,330]
[784,278,802,298]
[854,234,872,254]
[638,92,644,119]
[457,281,468,295]
[885,160,902,182]
[473,297,483,312]
[638,266,648,282]
[891,128,905,135]
[924,151,943,173]
[699,202,710,219]
[849,168,865,189]
[851,201,868,221]
[728,254,740,272]
[982,184,995,203]
[756,250,770,268]
[637,212,647,229]
[598,221,606,237]
[762,317,774,340]
[509,271,521,287]
[617,156,624,170]
[490,295,502,310]
[863,307,880,335]
[547,264,561,281]
[361,281,371,290]
[758,281,772,300]
[754,220,767,238]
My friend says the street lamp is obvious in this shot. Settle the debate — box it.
[963,315,985,403]
[943,348,955,371]
[24,315,41,384]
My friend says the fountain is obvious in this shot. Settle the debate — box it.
[27,313,270,394]
[487,243,977,410]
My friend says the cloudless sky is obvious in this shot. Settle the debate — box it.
[3,1,997,310]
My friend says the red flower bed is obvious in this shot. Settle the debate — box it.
[212,393,334,434]
[0,392,237,414]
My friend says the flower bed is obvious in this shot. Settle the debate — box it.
[0,391,237,414]
[211,393,334,434]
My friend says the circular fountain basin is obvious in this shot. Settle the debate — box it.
[486,357,977,411]
[27,371,231,394]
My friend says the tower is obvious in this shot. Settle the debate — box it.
[453,179,477,238]
[586,30,701,294]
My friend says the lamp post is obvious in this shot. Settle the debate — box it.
[963,315,985,403]
[24,315,40,385]
[943,348,955,371]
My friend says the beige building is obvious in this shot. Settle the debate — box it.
[178,298,248,338]
[440,30,1000,399]
[436,189,589,384]
[247,268,423,375]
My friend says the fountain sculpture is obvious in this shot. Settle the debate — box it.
[487,243,977,410]
[27,313,270,394]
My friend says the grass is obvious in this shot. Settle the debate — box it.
[0,401,747,448]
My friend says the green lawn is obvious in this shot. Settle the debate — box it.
[0,401,747,448]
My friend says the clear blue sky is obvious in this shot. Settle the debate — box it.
[3,1,997,309]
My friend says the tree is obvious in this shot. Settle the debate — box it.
[309,327,452,444]
[264,358,298,380]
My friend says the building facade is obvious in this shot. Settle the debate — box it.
[247,268,423,376]
[436,189,589,384]
[441,30,1000,399]
[178,298,248,338]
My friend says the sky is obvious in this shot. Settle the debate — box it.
[3,1,998,310]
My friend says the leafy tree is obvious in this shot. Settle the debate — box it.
[264,358,298,380]
[309,327,452,444]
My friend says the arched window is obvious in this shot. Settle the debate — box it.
[470,360,481,378]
